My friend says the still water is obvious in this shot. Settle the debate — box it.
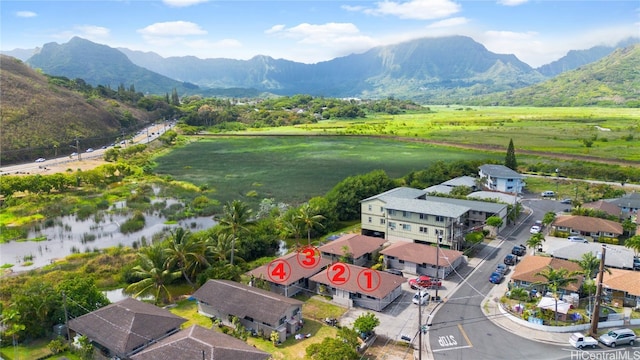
[0,200,217,272]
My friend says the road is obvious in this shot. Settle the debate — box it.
[0,123,170,176]
[427,197,573,360]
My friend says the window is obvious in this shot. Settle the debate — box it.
[402,224,411,231]
[507,178,513,182]
[435,216,445,222]
[368,217,372,223]
[368,205,372,211]
[380,218,386,225]
[389,222,396,230]
[388,209,396,216]
[402,211,411,218]
[419,226,428,233]
[399,260,404,264]
[380,206,385,213]
[420,213,427,220]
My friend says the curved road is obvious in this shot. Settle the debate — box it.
[427,198,574,360]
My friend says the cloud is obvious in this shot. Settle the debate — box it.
[265,24,286,35]
[162,0,208,7]
[138,21,207,37]
[75,25,111,38]
[16,11,37,18]
[497,0,529,6]
[364,0,461,20]
[427,17,469,29]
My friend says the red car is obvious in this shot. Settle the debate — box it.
[409,275,442,289]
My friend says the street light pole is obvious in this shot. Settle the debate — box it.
[555,168,560,198]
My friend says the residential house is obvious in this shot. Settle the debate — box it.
[582,200,623,219]
[607,192,640,216]
[130,325,271,360]
[380,241,465,278]
[425,176,479,195]
[360,187,508,250]
[551,215,623,241]
[245,251,331,297]
[478,164,525,194]
[318,233,386,266]
[549,242,635,270]
[601,268,640,308]
[309,263,405,311]
[510,256,584,296]
[192,280,303,343]
[67,297,186,360]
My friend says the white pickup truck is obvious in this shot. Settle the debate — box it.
[569,332,598,349]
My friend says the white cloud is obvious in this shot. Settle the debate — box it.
[341,5,366,12]
[162,0,208,8]
[138,21,207,37]
[51,25,111,43]
[497,0,529,6]
[427,17,469,29]
[365,0,461,20]
[16,11,37,18]
[265,24,286,35]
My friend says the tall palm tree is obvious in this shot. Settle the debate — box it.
[125,244,181,305]
[534,266,580,325]
[295,203,325,246]
[625,235,640,256]
[218,200,252,266]
[206,232,235,263]
[164,227,209,288]
[526,232,545,254]
[576,252,601,279]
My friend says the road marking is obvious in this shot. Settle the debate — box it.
[432,345,472,352]
[458,323,473,348]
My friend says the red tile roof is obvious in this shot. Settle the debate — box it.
[380,241,463,266]
[602,268,640,296]
[245,250,331,286]
[511,256,583,292]
[318,234,386,258]
[309,263,405,299]
[553,215,623,235]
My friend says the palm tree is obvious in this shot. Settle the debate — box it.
[542,212,556,228]
[125,244,181,305]
[534,266,580,325]
[164,227,209,288]
[218,200,252,266]
[526,232,545,254]
[576,252,601,279]
[625,235,640,256]
[295,203,325,246]
[206,232,235,263]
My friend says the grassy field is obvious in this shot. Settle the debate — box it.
[153,136,500,208]
[248,106,640,162]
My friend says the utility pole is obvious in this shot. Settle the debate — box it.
[62,292,71,345]
[418,296,422,360]
[435,234,442,301]
[590,244,606,337]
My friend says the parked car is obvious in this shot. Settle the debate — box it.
[85,148,94,153]
[598,328,636,347]
[529,225,541,234]
[35,158,46,163]
[560,198,572,204]
[495,264,508,275]
[412,290,430,305]
[541,191,555,197]
[409,275,442,290]
[70,152,78,157]
[512,245,526,256]
[569,332,598,349]
[568,236,588,243]
[504,254,518,266]
[633,258,640,271]
[489,271,504,284]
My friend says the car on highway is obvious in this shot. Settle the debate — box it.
[489,271,504,284]
[504,254,518,266]
[529,225,541,234]
[512,245,526,256]
[560,198,573,204]
[409,275,442,290]
[598,328,636,347]
[568,236,588,243]
[35,158,46,163]
[85,148,94,153]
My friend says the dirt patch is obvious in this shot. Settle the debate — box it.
[361,336,415,360]
[30,158,108,175]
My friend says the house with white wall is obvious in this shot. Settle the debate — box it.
[478,164,524,194]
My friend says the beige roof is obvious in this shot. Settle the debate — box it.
[130,325,270,360]
[602,268,640,296]
[245,250,331,286]
[309,263,405,299]
[553,215,623,235]
[318,233,386,258]
[582,200,622,218]
[511,256,583,292]
[380,241,463,267]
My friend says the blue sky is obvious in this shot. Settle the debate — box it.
[1,0,638,67]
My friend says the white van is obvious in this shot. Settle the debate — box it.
[541,191,555,197]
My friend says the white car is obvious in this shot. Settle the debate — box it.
[85,148,94,153]
[568,236,588,243]
[35,158,46,163]
[412,290,429,305]
[529,225,541,234]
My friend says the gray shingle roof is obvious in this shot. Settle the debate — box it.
[361,187,426,202]
[67,297,186,357]
[385,197,469,218]
[423,195,508,213]
[479,164,524,179]
[192,280,303,326]
[130,325,270,360]
[549,243,635,269]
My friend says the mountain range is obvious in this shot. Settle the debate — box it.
[6,35,637,102]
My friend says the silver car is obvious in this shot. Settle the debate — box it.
[599,328,636,347]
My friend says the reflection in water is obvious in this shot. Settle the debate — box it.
[0,199,216,272]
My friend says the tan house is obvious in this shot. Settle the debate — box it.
[380,241,465,278]
[601,268,640,308]
[245,251,331,297]
[510,256,584,295]
[309,263,405,311]
[582,200,623,219]
[552,215,623,240]
[318,233,386,266]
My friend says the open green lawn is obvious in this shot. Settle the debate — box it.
[153,136,500,208]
